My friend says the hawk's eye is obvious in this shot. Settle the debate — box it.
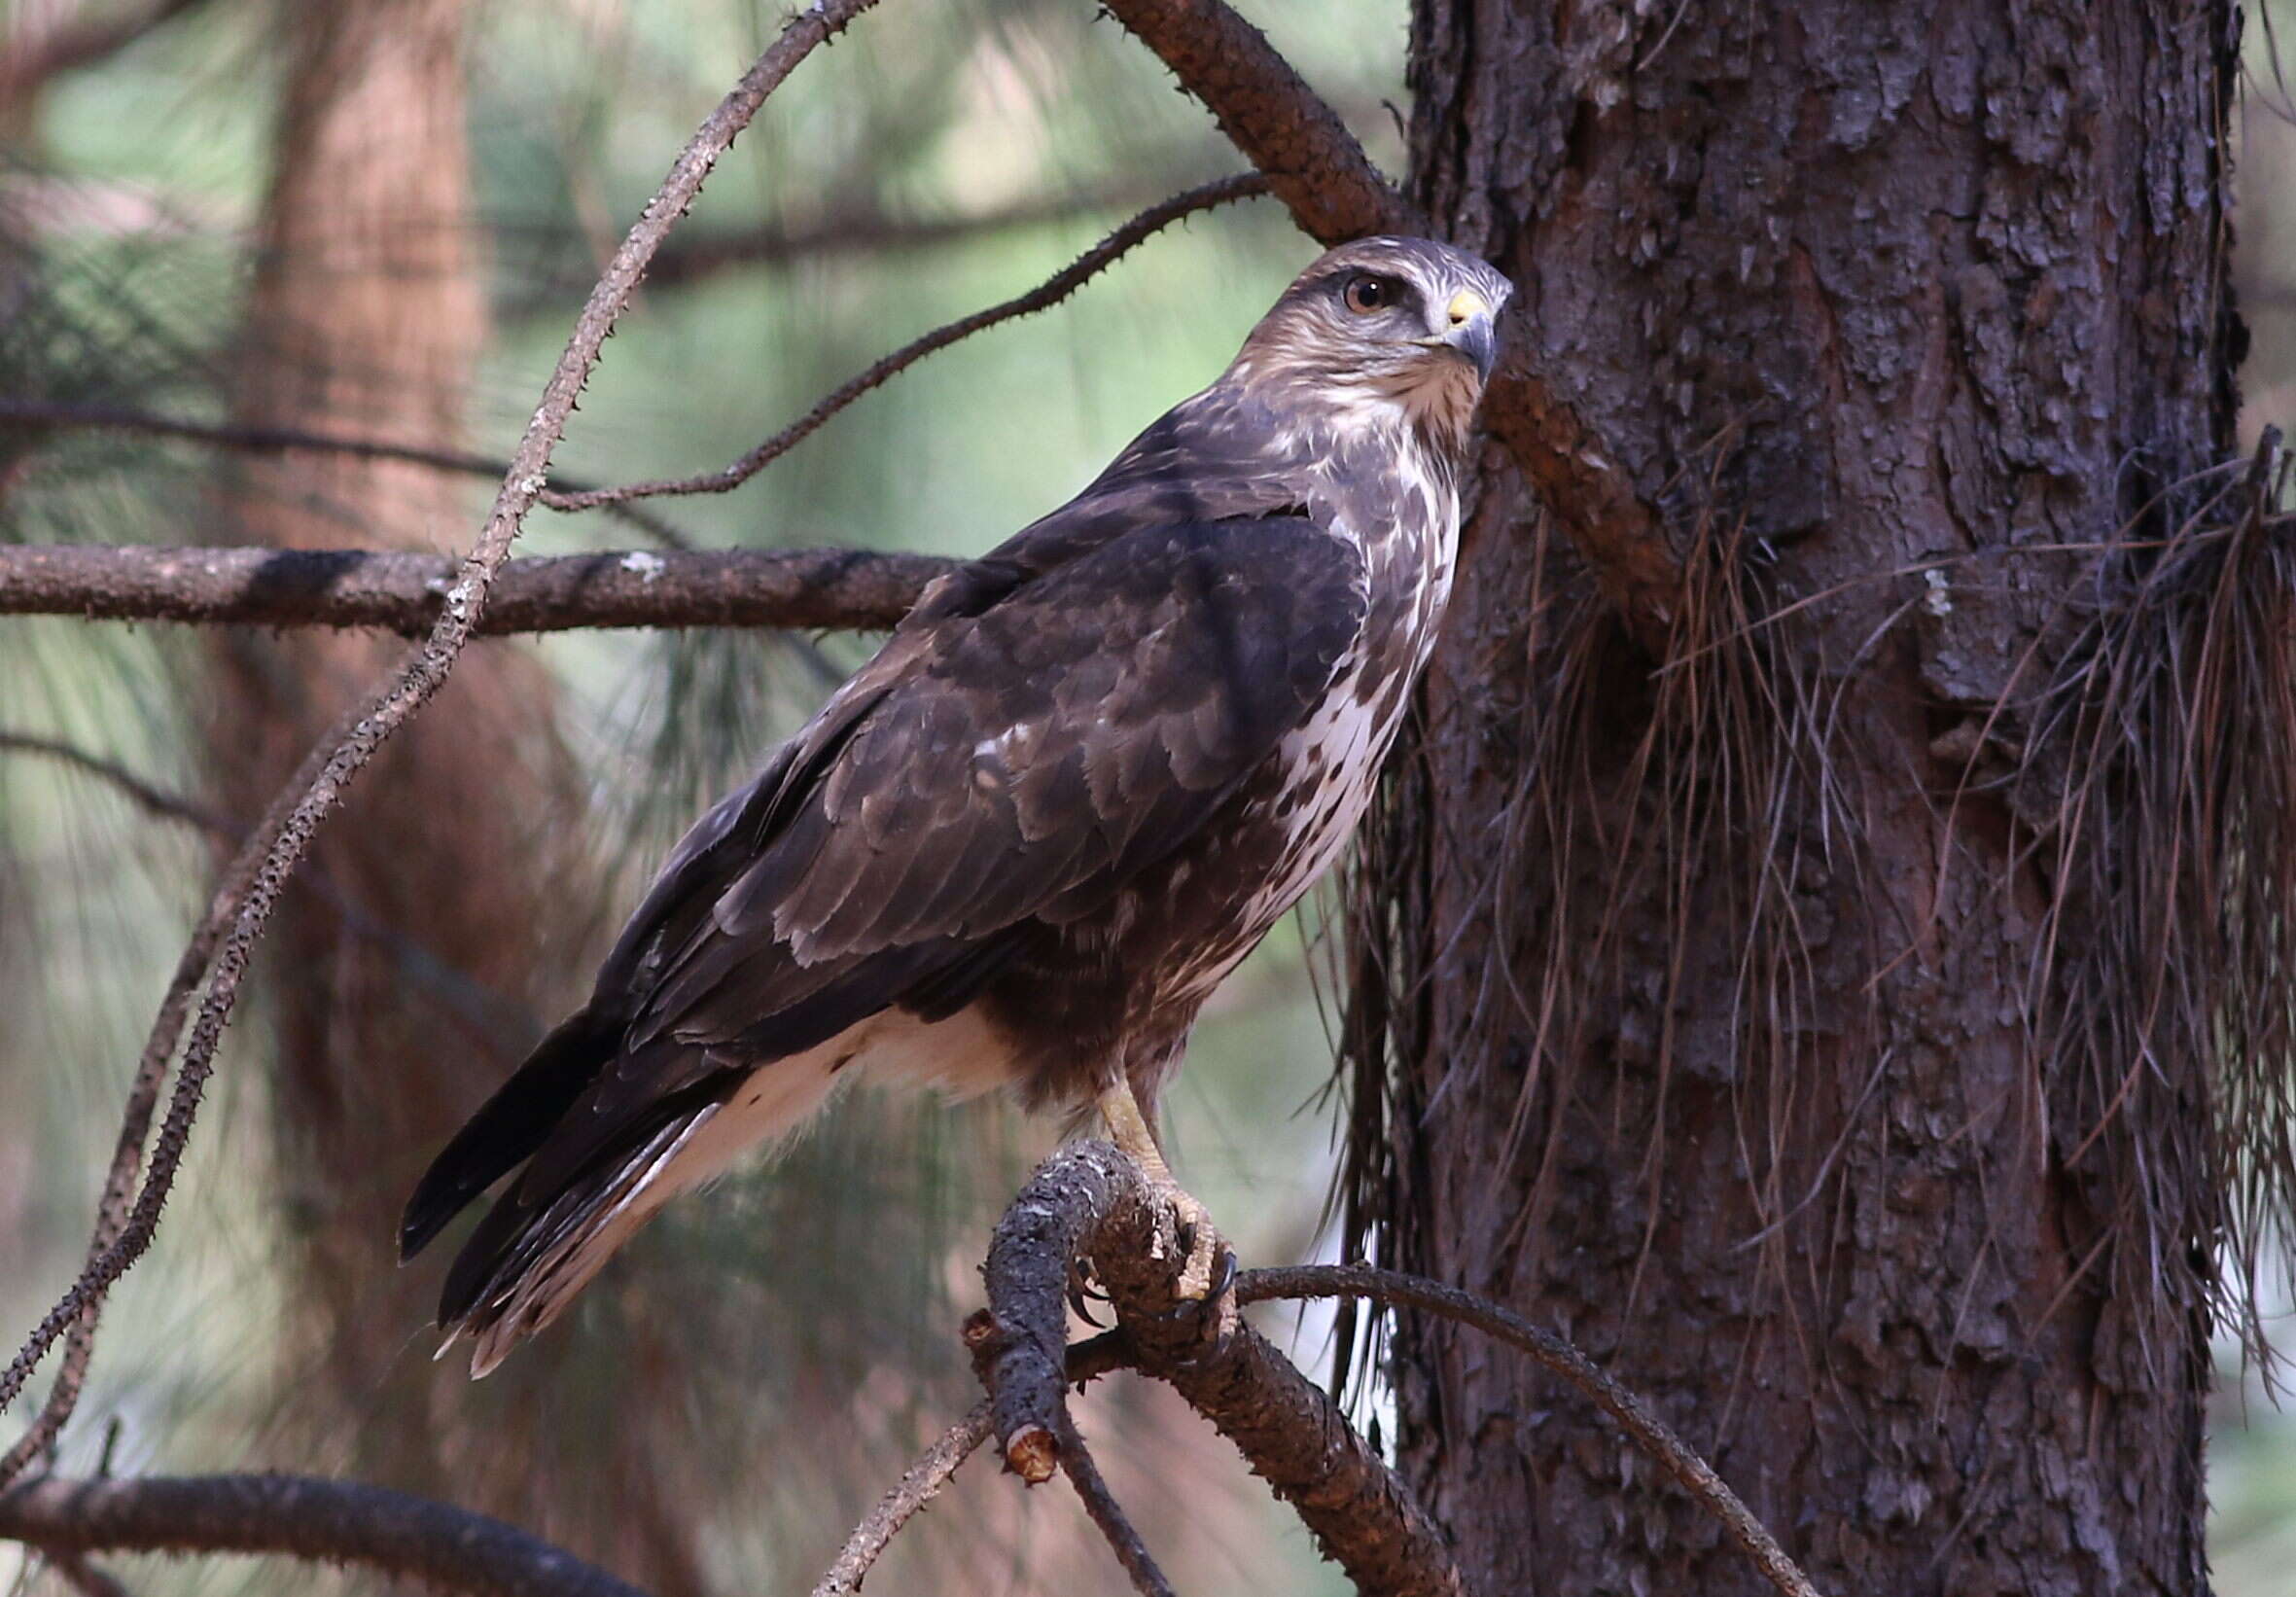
[1342,275,1391,314]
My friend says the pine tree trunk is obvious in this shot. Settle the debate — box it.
[208,7,708,1592]
[1351,4,2241,1592]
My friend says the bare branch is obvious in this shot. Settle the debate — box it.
[0,400,692,549]
[546,174,1270,514]
[0,544,951,635]
[977,1143,1466,1597]
[808,1404,991,1597]
[0,0,209,109]
[1239,1265,1826,1597]
[1096,0,1413,245]
[1057,1424,1176,1597]
[0,1473,650,1597]
[811,1332,1134,1597]
[0,0,885,1455]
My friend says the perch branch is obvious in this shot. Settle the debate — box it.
[0,0,883,1456]
[0,400,691,548]
[0,544,951,635]
[1239,1265,1824,1597]
[977,1143,1466,1597]
[545,174,1268,513]
[1097,0,1678,637]
[0,1474,649,1597]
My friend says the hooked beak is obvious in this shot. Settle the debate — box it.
[1419,288,1499,382]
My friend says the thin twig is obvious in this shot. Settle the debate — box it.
[0,0,884,1453]
[1239,1263,1826,1597]
[642,175,1236,285]
[1057,1424,1177,1597]
[807,1404,991,1597]
[546,174,1269,514]
[809,1333,1133,1597]
[0,543,952,635]
[0,730,231,837]
[0,400,691,549]
[0,838,250,1488]
[0,726,537,1055]
[0,1473,650,1597]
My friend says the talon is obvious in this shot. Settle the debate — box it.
[1068,1275,1109,1329]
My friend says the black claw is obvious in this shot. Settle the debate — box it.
[1206,1245,1239,1305]
[1068,1261,1111,1328]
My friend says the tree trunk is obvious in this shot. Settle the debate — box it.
[1349,4,2241,1592]
[207,7,708,1593]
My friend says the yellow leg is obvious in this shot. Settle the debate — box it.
[1095,1080,1224,1301]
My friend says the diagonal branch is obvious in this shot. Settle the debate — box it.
[0,730,231,837]
[642,175,1228,285]
[1056,1423,1177,1597]
[0,0,886,1473]
[1096,0,1414,245]
[0,544,952,635]
[545,174,1269,514]
[0,1473,650,1597]
[1239,1265,1824,1597]
[808,1405,992,1597]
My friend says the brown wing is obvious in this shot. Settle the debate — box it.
[502,514,1365,1199]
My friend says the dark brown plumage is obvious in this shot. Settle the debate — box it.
[402,235,1512,1373]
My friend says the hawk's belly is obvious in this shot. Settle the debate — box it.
[982,626,1430,1108]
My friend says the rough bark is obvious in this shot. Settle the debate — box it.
[0,543,949,634]
[1350,4,2240,1595]
[205,5,704,1591]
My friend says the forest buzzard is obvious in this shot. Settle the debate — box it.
[401,235,1512,1374]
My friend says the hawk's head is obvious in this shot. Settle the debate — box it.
[1230,235,1514,452]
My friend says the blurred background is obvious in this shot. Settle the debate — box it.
[0,0,2289,1592]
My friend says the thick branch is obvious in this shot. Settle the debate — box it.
[978,1144,1466,1597]
[0,544,949,635]
[1096,0,1413,245]
[0,1474,649,1597]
